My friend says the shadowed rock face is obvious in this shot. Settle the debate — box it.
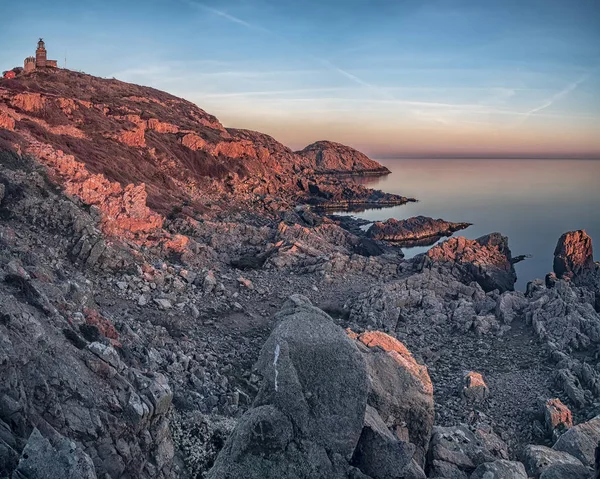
[554,230,595,280]
[367,216,471,245]
[295,140,390,175]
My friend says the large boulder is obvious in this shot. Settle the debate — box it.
[425,233,517,292]
[208,295,369,478]
[553,416,600,468]
[554,230,594,280]
[427,425,496,477]
[522,444,585,478]
[348,331,434,466]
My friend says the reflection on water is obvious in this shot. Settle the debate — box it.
[344,158,600,290]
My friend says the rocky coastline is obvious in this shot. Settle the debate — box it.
[1,70,599,479]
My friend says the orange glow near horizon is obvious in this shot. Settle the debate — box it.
[212,109,600,158]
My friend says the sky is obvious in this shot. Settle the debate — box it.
[1,0,599,158]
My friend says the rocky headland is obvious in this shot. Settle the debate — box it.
[367,216,471,247]
[295,140,391,176]
[1,69,599,479]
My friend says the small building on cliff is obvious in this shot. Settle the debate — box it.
[23,39,58,72]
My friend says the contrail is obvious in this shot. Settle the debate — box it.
[521,74,589,121]
[184,0,392,99]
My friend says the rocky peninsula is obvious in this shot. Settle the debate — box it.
[0,69,599,479]
[367,216,471,246]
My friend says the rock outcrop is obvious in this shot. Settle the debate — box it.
[295,140,390,175]
[554,230,595,280]
[367,216,470,246]
[425,233,518,292]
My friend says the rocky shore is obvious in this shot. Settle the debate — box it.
[1,70,599,479]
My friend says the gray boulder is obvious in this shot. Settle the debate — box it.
[11,428,97,479]
[470,460,527,479]
[349,331,434,466]
[427,425,495,476]
[351,406,422,479]
[522,444,585,478]
[553,416,600,468]
[208,295,369,478]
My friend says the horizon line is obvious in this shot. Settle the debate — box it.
[373,154,600,160]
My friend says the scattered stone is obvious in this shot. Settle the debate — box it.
[203,270,217,293]
[237,276,253,289]
[154,298,172,309]
[539,463,593,479]
[463,372,489,403]
[428,425,495,476]
[543,398,572,439]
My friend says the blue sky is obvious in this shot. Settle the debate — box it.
[1,0,599,157]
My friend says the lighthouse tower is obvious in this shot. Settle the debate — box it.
[35,38,47,68]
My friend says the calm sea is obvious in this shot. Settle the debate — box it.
[346,158,600,290]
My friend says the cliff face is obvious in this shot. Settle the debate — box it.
[295,140,390,175]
